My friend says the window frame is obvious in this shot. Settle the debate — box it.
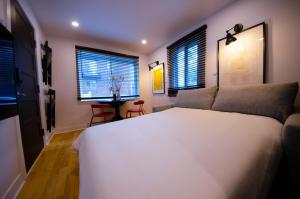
[167,25,207,92]
[75,45,139,101]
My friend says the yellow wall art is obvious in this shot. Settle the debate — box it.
[152,63,165,94]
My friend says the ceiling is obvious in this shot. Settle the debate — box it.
[27,0,236,54]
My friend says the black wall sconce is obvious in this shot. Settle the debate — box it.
[148,61,159,71]
[225,24,243,45]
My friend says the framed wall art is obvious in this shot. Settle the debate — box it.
[152,63,165,94]
[217,22,266,87]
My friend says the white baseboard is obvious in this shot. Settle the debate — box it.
[12,180,25,199]
[1,174,24,199]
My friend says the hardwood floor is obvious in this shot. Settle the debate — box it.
[17,130,82,199]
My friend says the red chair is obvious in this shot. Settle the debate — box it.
[126,100,145,118]
[90,104,114,126]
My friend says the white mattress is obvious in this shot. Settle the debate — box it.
[73,108,283,199]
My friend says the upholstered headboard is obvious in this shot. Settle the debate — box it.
[212,82,298,123]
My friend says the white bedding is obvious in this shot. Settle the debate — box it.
[73,108,283,199]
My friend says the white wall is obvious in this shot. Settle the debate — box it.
[0,117,25,199]
[149,0,300,109]
[0,0,9,28]
[0,0,47,198]
[47,36,152,133]
[0,1,3,24]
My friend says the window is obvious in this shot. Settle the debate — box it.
[76,46,139,101]
[0,23,17,120]
[167,25,207,91]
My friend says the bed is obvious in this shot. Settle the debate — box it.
[73,108,283,199]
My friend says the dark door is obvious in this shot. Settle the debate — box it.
[11,0,44,171]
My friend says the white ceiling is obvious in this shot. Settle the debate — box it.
[27,0,236,54]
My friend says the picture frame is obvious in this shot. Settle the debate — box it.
[217,22,266,87]
[152,63,165,94]
[41,41,52,86]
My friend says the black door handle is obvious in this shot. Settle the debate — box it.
[15,68,23,86]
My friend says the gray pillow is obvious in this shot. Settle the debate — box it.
[212,82,299,123]
[175,86,217,110]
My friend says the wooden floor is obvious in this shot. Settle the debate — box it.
[17,130,82,199]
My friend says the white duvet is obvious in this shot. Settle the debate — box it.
[73,108,283,199]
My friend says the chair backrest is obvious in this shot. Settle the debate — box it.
[91,104,111,114]
[133,100,144,105]
[133,100,144,111]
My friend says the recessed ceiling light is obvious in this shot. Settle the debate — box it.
[71,21,79,28]
[141,40,147,44]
